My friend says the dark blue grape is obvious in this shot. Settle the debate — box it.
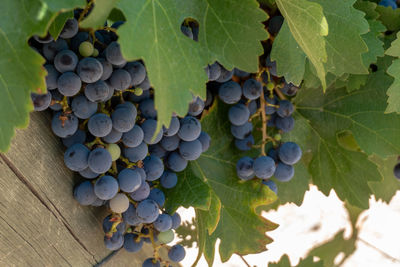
[277,100,294,118]
[178,116,201,141]
[153,214,172,232]
[98,58,113,80]
[124,233,143,253]
[179,139,202,161]
[125,61,146,86]
[124,142,148,162]
[57,72,82,96]
[43,39,68,62]
[130,180,150,201]
[88,148,112,174]
[181,25,193,39]
[197,131,211,152]
[94,175,119,200]
[136,76,151,91]
[60,18,79,39]
[122,125,144,148]
[143,156,164,181]
[253,156,276,179]
[142,258,160,267]
[243,79,262,100]
[51,112,78,138]
[88,113,113,137]
[262,180,278,194]
[236,156,254,180]
[266,56,278,77]
[31,92,51,111]
[148,188,165,207]
[79,167,99,179]
[44,64,60,90]
[104,232,124,251]
[54,50,78,73]
[139,98,157,119]
[136,199,159,223]
[91,198,106,207]
[218,81,242,104]
[62,129,86,148]
[216,66,233,83]
[279,142,302,165]
[231,122,253,139]
[118,168,142,193]
[168,244,186,262]
[167,151,188,172]
[281,82,299,96]
[160,134,180,151]
[248,100,258,116]
[77,57,103,83]
[64,144,89,172]
[188,97,205,116]
[265,96,277,115]
[105,41,126,65]
[102,128,123,144]
[160,171,178,189]
[102,215,126,234]
[228,104,250,126]
[163,116,180,136]
[142,119,163,144]
[267,148,279,161]
[85,80,110,102]
[274,162,294,182]
[112,107,136,133]
[205,62,221,81]
[171,213,181,229]
[73,181,97,205]
[110,69,131,90]
[275,116,295,132]
[148,144,167,159]
[234,135,254,151]
[71,95,98,119]
[122,203,143,226]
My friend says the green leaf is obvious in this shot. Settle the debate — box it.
[343,74,368,93]
[275,0,328,89]
[270,255,323,267]
[385,32,400,114]
[48,11,74,39]
[376,5,400,31]
[354,0,379,20]
[0,0,85,152]
[361,20,385,66]
[165,101,277,263]
[369,155,400,203]
[310,0,369,76]
[291,67,400,208]
[80,0,119,29]
[108,8,126,23]
[116,0,268,129]
[271,21,306,86]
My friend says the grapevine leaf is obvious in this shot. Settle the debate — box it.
[270,255,323,267]
[165,101,278,263]
[368,155,400,203]
[310,0,369,76]
[0,0,85,152]
[376,5,400,31]
[271,21,306,86]
[175,218,198,248]
[108,8,126,22]
[343,74,368,93]
[275,0,328,89]
[48,11,74,39]
[354,0,379,20]
[80,0,119,29]
[361,20,385,66]
[116,0,268,130]
[385,32,400,114]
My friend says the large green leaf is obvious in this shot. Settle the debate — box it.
[292,66,400,208]
[275,0,328,89]
[376,5,400,31]
[165,101,277,264]
[116,0,268,129]
[0,0,85,152]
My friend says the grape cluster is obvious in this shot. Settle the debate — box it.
[30,12,210,266]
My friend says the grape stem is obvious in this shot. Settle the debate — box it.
[274,86,286,100]
[86,137,105,149]
[78,0,94,22]
[239,255,251,267]
[256,69,268,156]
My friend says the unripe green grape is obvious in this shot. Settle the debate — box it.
[157,229,174,244]
[134,88,143,96]
[107,143,121,161]
[79,41,94,57]
[274,133,282,141]
[92,48,99,57]
[267,82,274,91]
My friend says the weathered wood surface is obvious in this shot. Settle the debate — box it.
[0,112,166,266]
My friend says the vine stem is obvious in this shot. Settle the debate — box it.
[256,69,268,156]
[239,255,251,267]
[274,86,286,100]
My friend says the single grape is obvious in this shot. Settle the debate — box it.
[265,96,277,115]
[54,50,78,73]
[278,142,302,165]
[179,139,203,161]
[167,151,188,172]
[51,112,79,138]
[122,125,144,148]
[122,203,143,226]
[102,128,123,144]
[109,193,130,213]
[268,16,284,35]
[136,76,151,91]
[265,56,278,77]
[64,144,90,172]
[228,104,250,126]
[168,244,186,262]
[262,180,278,194]
[111,107,136,133]
[79,167,99,179]
[118,168,142,193]
[106,143,121,161]
[171,213,181,229]
[71,95,98,119]
[216,65,233,83]
[142,258,160,267]
[124,142,148,162]
[104,232,124,251]
[110,69,132,90]
[139,98,157,119]
[153,214,172,232]
[60,18,79,39]
[234,135,254,151]
[130,181,150,201]
[148,144,167,159]
[148,188,165,207]
[231,122,253,140]
[160,134,180,151]
[218,81,242,104]
[160,171,178,189]
[102,215,126,234]
[44,64,60,90]
[275,116,295,132]
[243,78,262,100]
[33,33,53,44]
[57,72,82,97]
[267,148,279,161]
[143,156,164,181]
[236,156,255,180]
[31,92,51,111]
[163,116,180,136]
[43,39,68,62]
[197,131,211,152]
[205,62,221,81]
[62,129,86,148]
[134,88,143,96]
[73,181,97,205]
[92,48,99,57]
[253,156,276,179]
[136,199,159,223]
[105,41,127,66]
[142,119,163,144]
[394,163,400,179]
[181,25,194,39]
[49,90,63,111]
[281,82,299,96]
[85,80,110,102]
[79,41,94,57]
[277,100,294,118]
[116,102,137,113]
[77,57,103,83]
[94,175,119,200]
[88,147,112,174]
[125,61,147,86]
[178,116,201,141]
[274,162,294,182]
[88,113,113,137]
[248,100,258,116]
[124,233,143,253]
[188,97,205,116]
[157,229,174,244]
